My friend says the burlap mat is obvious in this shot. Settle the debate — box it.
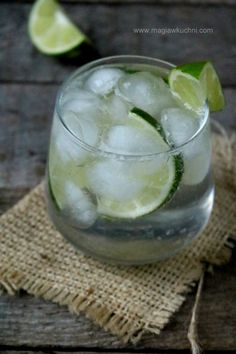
[0,131,236,344]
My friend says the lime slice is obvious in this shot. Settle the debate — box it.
[28,0,88,55]
[129,107,183,208]
[49,108,183,219]
[87,109,183,219]
[169,61,225,112]
[130,107,166,139]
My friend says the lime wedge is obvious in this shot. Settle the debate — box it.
[28,0,88,55]
[199,62,225,111]
[86,109,183,219]
[169,61,225,112]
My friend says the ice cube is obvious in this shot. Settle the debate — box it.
[182,125,211,185]
[104,95,131,122]
[66,114,100,148]
[116,72,176,117]
[52,111,99,164]
[161,108,211,185]
[161,108,199,146]
[63,181,97,228]
[52,114,86,163]
[62,111,83,138]
[87,159,145,203]
[85,68,124,96]
[86,115,172,203]
[178,122,211,185]
[182,152,211,185]
[62,89,102,114]
[101,124,166,155]
[62,81,83,101]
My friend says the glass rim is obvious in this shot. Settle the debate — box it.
[56,55,209,161]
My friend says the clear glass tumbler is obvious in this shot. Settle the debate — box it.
[45,55,214,265]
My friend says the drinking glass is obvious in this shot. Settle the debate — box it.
[45,56,214,265]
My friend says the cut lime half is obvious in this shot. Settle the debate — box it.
[87,109,183,219]
[29,0,88,55]
[169,61,225,112]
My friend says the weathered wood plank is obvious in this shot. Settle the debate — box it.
[0,1,236,352]
[7,0,236,5]
[0,84,57,190]
[0,188,30,215]
[0,352,223,354]
[0,4,235,85]
[0,253,235,350]
[0,83,235,194]
[0,352,187,354]
[0,83,235,213]
[0,352,186,354]
[64,0,236,3]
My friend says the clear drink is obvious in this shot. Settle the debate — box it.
[46,56,214,264]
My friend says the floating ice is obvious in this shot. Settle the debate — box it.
[62,111,100,147]
[161,108,199,146]
[182,152,210,185]
[63,181,97,228]
[101,124,166,155]
[161,108,210,185]
[62,111,83,138]
[62,81,83,101]
[52,111,99,164]
[62,89,103,114]
[85,68,124,96]
[86,123,168,204]
[104,95,131,122]
[87,159,145,203]
[117,72,176,117]
[182,126,211,185]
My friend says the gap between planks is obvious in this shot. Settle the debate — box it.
[0,0,236,7]
[0,347,236,353]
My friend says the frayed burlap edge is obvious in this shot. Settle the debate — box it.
[0,128,236,344]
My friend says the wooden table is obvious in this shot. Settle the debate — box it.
[1,0,236,353]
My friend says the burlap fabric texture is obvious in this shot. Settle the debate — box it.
[0,132,236,343]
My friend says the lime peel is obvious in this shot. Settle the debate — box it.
[169,61,225,112]
[129,108,184,211]
[29,0,89,55]
[130,107,166,140]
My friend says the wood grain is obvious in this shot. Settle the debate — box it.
[1,0,236,351]
[0,83,235,216]
[0,4,236,85]
[0,253,235,350]
[64,0,236,3]
[0,352,189,354]
[0,84,56,190]
[0,83,235,194]
[8,0,236,5]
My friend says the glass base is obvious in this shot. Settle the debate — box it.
[46,183,214,265]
